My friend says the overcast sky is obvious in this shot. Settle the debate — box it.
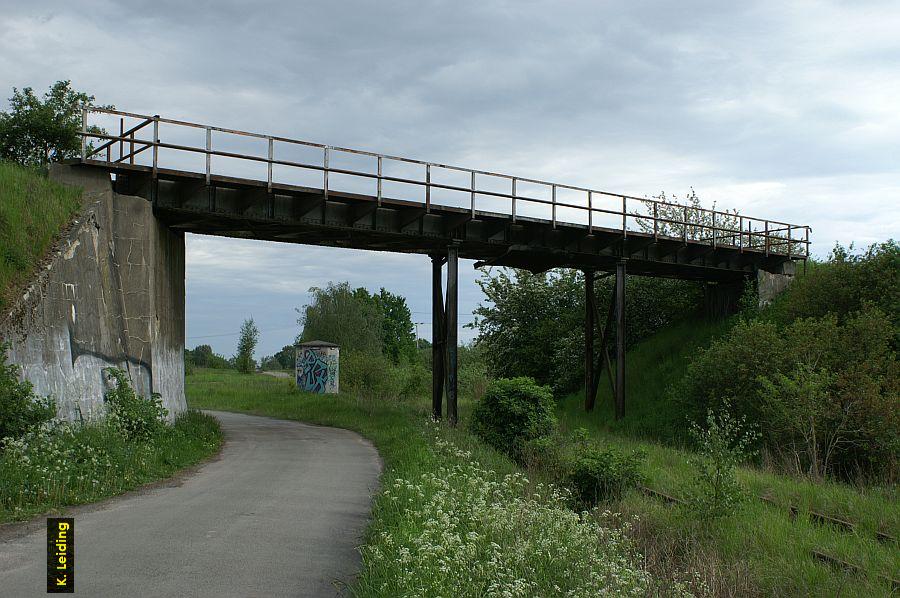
[2,1,898,357]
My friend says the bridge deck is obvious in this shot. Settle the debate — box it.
[77,108,809,281]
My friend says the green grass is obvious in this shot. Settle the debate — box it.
[0,410,223,524]
[0,160,82,312]
[565,317,731,441]
[556,321,900,596]
[186,368,688,596]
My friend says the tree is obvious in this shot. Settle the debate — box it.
[472,268,703,393]
[298,282,383,356]
[0,81,112,167]
[235,318,260,374]
[372,288,417,364]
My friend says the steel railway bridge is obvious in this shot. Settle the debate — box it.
[77,108,810,425]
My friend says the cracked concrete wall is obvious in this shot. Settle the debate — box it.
[0,164,186,421]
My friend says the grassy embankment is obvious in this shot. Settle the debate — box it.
[187,369,693,596]
[0,161,82,312]
[557,319,899,596]
[0,162,224,524]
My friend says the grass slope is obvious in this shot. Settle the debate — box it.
[0,161,82,313]
[557,320,900,596]
[561,317,731,441]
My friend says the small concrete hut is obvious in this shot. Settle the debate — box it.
[295,341,340,394]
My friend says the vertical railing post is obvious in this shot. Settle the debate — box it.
[622,196,627,238]
[787,224,792,258]
[470,171,476,218]
[588,191,593,234]
[683,205,688,244]
[152,115,159,178]
[118,118,124,162]
[739,216,744,251]
[205,127,212,185]
[323,147,329,199]
[805,226,810,258]
[712,211,717,248]
[551,184,557,228]
[652,201,658,240]
[764,220,769,256]
[426,164,432,212]
[80,107,87,160]
[511,178,517,223]
[267,137,274,192]
[377,156,383,206]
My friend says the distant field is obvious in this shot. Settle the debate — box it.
[0,161,82,312]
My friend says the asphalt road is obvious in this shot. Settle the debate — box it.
[0,410,382,597]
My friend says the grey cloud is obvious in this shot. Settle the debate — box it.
[1,0,897,356]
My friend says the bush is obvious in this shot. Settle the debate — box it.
[0,409,221,522]
[686,403,759,519]
[469,377,556,460]
[675,302,898,482]
[103,368,168,441]
[341,351,401,404]
[567,445,646,508]
[0,345,55,440]
[520,434,568,479]
[397,361,429,401]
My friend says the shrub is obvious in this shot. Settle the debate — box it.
[397,361,429,401]
[567,445,646,507]
[103,368,168,441]
[341,351,401,404]
[671,318,787,428]
[520,434,568,479]
[0,345,55,440]
[686,403,759,519]
[469,377,556,460]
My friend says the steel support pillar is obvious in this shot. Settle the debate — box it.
[614,260,626,420]
[431,254,446,420]
[445,246,459,426]
[584,270,595,411]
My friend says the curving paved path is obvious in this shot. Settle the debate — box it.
[0,410,382,597]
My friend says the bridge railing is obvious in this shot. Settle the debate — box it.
[79,107,810,259]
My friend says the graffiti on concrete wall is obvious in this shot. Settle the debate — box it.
[296,346,339,394]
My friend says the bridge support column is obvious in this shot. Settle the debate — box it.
[446,245,459,427]
[584,270,595,411]
[431,254,446,421]
[615,260,626,420]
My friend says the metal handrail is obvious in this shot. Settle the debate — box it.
[79,107,811,258]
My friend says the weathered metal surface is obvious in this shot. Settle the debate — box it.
[431,254,445,421]
[446,246,459,426]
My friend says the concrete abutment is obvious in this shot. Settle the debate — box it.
[0,164,186,421]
